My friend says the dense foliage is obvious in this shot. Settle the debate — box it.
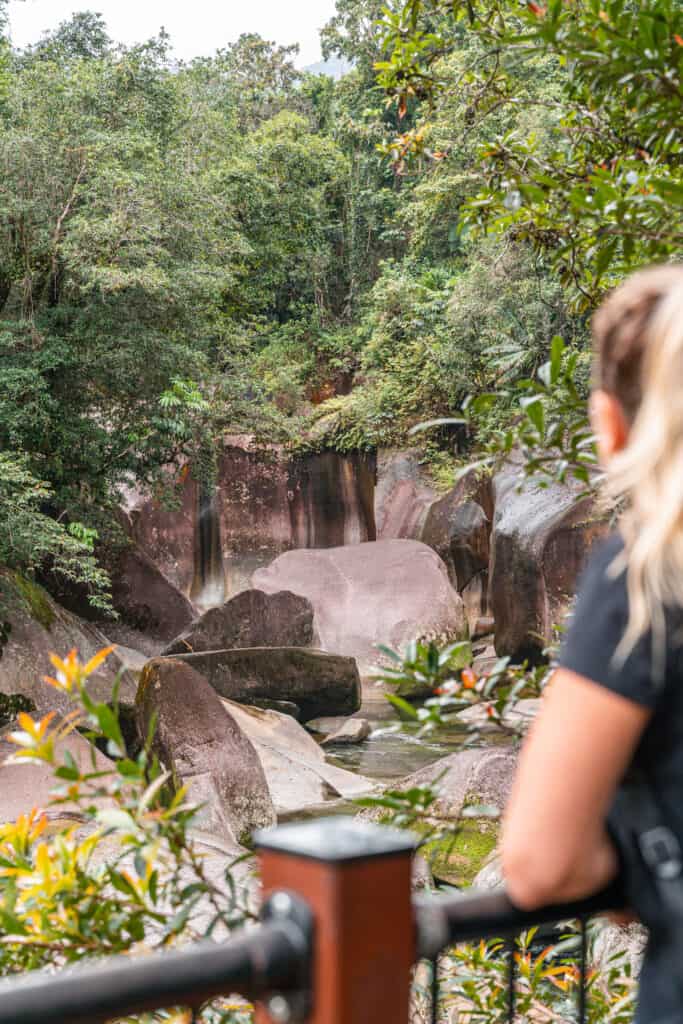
[1,5,679,1017]
[375,0,682,483]
[0,0,680,571]
[0,1,590,594]
[0,648,252,1022]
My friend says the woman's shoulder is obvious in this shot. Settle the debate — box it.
[573,530,626,604]
[559,530,659,705]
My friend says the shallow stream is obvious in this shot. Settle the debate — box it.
[322,684,472,784]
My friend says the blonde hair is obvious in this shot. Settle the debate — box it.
[593,266,683,668]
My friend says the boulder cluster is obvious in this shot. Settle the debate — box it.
[0,441,609,892]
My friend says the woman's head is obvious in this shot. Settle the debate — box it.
[591,264,683,660]
[590,265,683,462]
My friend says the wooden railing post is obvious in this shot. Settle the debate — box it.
[255,816,416,1024]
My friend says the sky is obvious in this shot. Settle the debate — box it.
[7,0,339,67]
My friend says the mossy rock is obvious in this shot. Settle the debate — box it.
[12,573,56,630]
[421,819,498,888]
[0,567,136,717]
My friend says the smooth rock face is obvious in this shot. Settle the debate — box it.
[420,469,494,631]
[321,718,371,746]
[0,723,114,825]
[136,659,275,843]
[489,464,608,661]
[107,543,195,642]
[0,573,137,717]
[421,470,494,586]
[307,715,360,736]
[162,589,314,656]
[163,648,362,723]
[399,748,518,820]
[375,450,438,540]
[375,459,494,631]
[457,698,540,733]
[221,700,374,814]
[253,539,467,674]
[129,440,377,601]
[124,467,197,600]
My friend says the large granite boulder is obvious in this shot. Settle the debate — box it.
[399,748,518,821]
[129,440,377,600]
[106,542,195,642]
[375,450,438,540]
[162,589,314,656]
[160,648,361,723]
[420,469,494,630]
[0,571,137,717]
[35,502,194,643]
[489,465,608,661]
[221,699,375,814]
[136,659,275,843]
[253,539,468,674]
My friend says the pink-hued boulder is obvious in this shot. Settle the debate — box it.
[162,589,314,656]
[136,658,275,843]
[375,450,438,540]
[253,539,467,674]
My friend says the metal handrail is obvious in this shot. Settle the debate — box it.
[0,882,623,1024]
[414,879,624,959]
[0,905,312,1024]
[0,814,628,1024]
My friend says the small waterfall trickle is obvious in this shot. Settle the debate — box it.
[288,451,377,549]
[191,483,227,610]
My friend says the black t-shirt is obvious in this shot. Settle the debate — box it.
[560,533,683,1024]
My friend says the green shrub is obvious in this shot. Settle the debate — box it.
[0,648,251,1022]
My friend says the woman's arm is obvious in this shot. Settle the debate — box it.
[501,668,651,909]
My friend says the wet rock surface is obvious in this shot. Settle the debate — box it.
[162,589,314,656]
[375,450,438,540]
[162,647,362,723]
[128,440,376,601]
[136,658,275,843]
[420,468,493,591]
[307,715,370,738]
[106,542,195,642]
[253,539,467,674]
[222,699,375,814]
[399,747,518,820]
[321,718,372,745]
[489,464,608,662]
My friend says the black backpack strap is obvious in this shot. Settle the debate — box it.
[618,779,683,918]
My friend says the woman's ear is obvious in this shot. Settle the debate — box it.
[590,390,630,462]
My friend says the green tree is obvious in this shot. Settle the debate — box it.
[0,28,246,524]
[189,33,301,132]
[220,110,350,321]
[373,0,682,483]
[378,0,683,305]
[24,10,112,62]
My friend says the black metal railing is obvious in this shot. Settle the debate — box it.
[415,881,623,1024]
[0,892,314,1024]
[0,819,625,1024]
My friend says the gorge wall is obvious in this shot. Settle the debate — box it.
[119,438,607,662]
[125,438,377,606]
